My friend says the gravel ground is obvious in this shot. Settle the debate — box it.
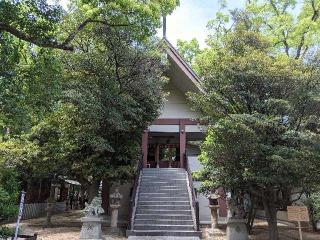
[5,211,320,240]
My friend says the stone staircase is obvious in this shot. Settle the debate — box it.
[127,168,201,238]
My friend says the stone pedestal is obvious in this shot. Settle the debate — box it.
[110,204,120,233]
[209,205,220,229]
[80,216,104,240]
[226,218,249,240]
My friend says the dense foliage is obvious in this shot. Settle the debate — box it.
[185,1,320,239]
[0,160,19,238]
[0,0,179,203]
[306,191,320,229]
[176,38,201,65]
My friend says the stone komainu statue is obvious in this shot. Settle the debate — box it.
[83,196,105,216]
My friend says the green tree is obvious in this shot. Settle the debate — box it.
[0,160,19,238]
[0,0,179,50]
[206,0,320,60]
[12,27,167,200]
[177,38,202,65]
[306,191,320,231]
[191,29,320,240]
[0,0,178,204]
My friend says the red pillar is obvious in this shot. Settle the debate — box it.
[179,121,186,169]
[142,130,148,168]
[155,144,160,168]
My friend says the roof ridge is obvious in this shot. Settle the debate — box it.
[163,38,201,84]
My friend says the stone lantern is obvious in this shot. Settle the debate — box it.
[109,185,122,233]
[208,193,220,229]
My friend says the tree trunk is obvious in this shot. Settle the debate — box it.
[46,184,56,225]
[101,179,110,215]
[37,179,42,203]
[246,194,255,234]
[246,207,256,234]
[88,179,100,203]
[308,203,318,232]
[262,195,279,240]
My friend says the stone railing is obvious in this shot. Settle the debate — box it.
[127,155,143,230]
[184,154,200,231]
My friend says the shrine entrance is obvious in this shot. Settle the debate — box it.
[141,119,199,169]
[147,143,180,168]
[142,132,183,168]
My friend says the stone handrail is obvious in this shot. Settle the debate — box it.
[128,155,143,230]
[184,154,200,231]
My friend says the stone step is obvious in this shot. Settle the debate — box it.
[139,195,189,199]
[127,230,201,237]
[134,219,194,225]
[135,209,192,215]
[141,176,186,179]
[141,173,186,180]
[140,178,186,185]
[134,224,194,231]
[139,185,187,189]
[142,172,185,174]
[139,192,189,197]
[143,170,185,172]
[138,192,188,196]
[142,172,186,174]
[142,168,185,171]
[140,184,187,187]
[138,201,190,206]
[135,214,193,220]
[139,188,187,192]
[141,179,186,182]
[137,205,191,211]
[138,197,189,201]
[128,236,200,240]
[128,168,199,238]
[140,184,187,188]
[142,172,186,175]
[138,189,188,194]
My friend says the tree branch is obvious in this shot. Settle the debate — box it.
[295,0,319,59]
[266,23,290,56]
[0,22,74,51]
[0,19,130,51]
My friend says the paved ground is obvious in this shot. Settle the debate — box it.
[128,237,200,240]
[5,211,320,239]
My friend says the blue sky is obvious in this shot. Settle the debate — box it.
[162,0,246,47]
[58,0,247,47]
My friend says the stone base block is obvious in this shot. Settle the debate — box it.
[80,216,104,240]
[226,218,249,240]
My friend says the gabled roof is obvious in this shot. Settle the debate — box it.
[163,38,202,93]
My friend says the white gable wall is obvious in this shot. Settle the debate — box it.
[159,82,198,119]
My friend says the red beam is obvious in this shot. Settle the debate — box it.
[152,118,198,125]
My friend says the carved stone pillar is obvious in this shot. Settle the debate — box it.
[209,205,220,229]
